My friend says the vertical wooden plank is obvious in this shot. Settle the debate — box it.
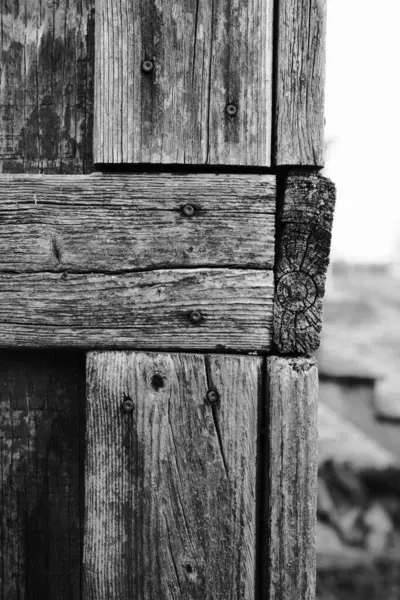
[0,350,85,599]
[0,0,94,173]
[274,0,326,166]
[84,351,262,598]
[94,0,273,166]
[265,356,318,600]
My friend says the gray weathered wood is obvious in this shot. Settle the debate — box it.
[0,350,85,598]
[84,351,262,598]
[0,269,273,351]
[265,356,318,600]
[94,0,273,165]
[0,173,275,271]
[274,0,326,166]
[273,172,335,354]
[0,0,94,174]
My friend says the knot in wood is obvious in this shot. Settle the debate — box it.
[276,272,317,313]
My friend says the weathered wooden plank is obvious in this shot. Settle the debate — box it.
[0,269,273,351]
[265,356,318,600]
[94,0,273,166]
[273,172,335,354]
[0,173,276,271]
[0,350,85,598]
[0,0,94,174]
[84,351,262,598]
[274,0,326,166]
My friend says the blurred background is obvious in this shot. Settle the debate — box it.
[316,1,400,597]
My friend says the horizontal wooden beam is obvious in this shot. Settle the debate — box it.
[273,172,335,355]
[0,269,273,350]
[274,0,326,166]
[265,356,318,600]
[84,351,262,597]
[94,0,273,165]
[0,173,275,271]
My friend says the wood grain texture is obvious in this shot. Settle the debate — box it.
[0,350,85,599]
[0,173,276,271]
[273,172,335,354]
[0,0,94,174]
[274,0,326,166]
[0,269,273,351]
[265,356,318,600]
[84,351,262,599]
[94,0,273,165]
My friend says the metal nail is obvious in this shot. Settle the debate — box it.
[121,397,134,413]
[206,390,219,404]
[189,310,203,324]
[226,104,238,117]
[142,60,154,73]
[182,204,195,217]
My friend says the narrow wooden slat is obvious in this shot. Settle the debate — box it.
[94,0,273,166]
[84,351,262,598]
[274,0,326,166]
[273,172,335,354]
[0,0,94,174]
[0,269,273,351]
[265,356,318,600]
[0,173,276,272]
[0,350,85,598]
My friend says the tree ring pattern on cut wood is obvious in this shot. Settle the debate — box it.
[276,271,317,313]
[273,173,336,355]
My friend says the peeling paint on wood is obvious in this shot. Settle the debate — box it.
[84,351,262,598]
[94,0,273,165]
[0,0,94,174]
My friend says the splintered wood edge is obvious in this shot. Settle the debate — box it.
[273,172,336,355]
[265,356,318,600]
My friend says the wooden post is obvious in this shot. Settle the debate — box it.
[266,357,319,600]
[0,0,334,597]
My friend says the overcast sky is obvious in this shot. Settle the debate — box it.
[324,0,400,263]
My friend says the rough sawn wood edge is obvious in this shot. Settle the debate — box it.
[264,355,318,600]
[273,171,336,355]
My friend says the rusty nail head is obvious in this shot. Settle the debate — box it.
[142,60,154,73]
[182,204,195,217]
[226,104,237,117]
[189,310,203,324]
[207,390,219,404]
[121,397,134,413]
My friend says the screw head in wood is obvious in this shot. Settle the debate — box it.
[142,60,154,73]
[182,204,195,217]
[121,397,134,413]
[226,103,238,117]
[188,310,203,324]
[206,390,219,404]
